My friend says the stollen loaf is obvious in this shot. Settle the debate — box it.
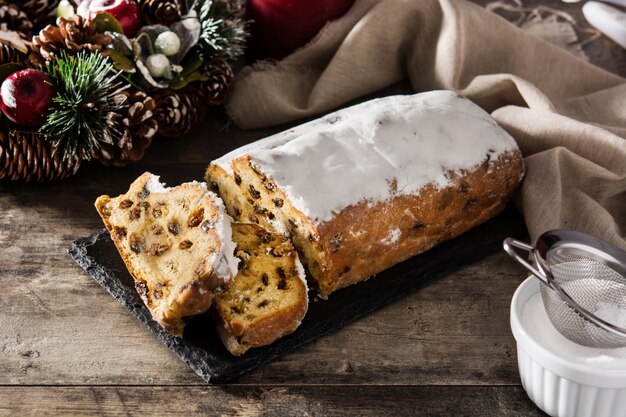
[207,91,524,297]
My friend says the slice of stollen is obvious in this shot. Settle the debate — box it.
[213,222,308,356]
[95,172,238,336]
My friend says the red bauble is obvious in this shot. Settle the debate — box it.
[78,0,141,37]
[0,69,57,127]
[248,0,355,61]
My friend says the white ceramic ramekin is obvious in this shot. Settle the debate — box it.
[510,277,626,417]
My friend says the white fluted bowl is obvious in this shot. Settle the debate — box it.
[511,277,626,417]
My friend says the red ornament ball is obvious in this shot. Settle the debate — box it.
[0,69,57,128]
[78,0,141,37]
[248,0,355,60]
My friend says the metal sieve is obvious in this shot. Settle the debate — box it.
[503,230,626,348]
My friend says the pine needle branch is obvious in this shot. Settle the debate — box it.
[191,0,248,60]
[41,51,127,160]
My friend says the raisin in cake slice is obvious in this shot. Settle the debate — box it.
[95,172,238,336]
[207,91,524,297]
[213,222,308,356]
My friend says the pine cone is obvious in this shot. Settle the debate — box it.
[139,0,181,26]
[0,1,34,37]
[96,91,158,166]
[0,42,21,64]
[154,87,205,139]
[0,36,30,65]
[32,15,111,61]
[9,0,60,32]
[0,130,81,183]
[198,58,234,106]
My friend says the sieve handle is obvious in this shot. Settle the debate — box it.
[502,238,549,284]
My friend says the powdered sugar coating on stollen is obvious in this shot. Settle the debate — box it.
[210,193,239,281]
[216,91,520,224]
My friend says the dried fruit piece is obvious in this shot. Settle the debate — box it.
[248,185,261,199]
[137,185,150,198]
[179,240,193,250]
[200,219,214,232]
[129,234,142,253]
[149,242,170,256]
[119,199,133,209]
[168,220,180,235]
[188,208,204,227]
[129,207,142,220]
[113,226,127,238]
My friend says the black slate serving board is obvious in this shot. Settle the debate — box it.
[69,206,526,383]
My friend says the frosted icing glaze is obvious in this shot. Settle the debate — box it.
[216,91,520,225]
[294,256,309,318]
[210,195,239,281]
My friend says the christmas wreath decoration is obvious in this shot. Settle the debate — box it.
[0,0,246,182]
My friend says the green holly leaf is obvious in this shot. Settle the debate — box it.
[106,50,136,73]
[0,64,25,84]
[169,70,208,90]
[92,12,124,34]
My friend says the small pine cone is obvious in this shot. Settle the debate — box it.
[154,87,205,139]
[0,1,34,37]
[0,30,33,64]
[10,0,60,32]
[0,130,81,183]
[0,41,27,64]
[198,59,234,106]
[96,91,158,166]
[139,0,181,26]
[32,15,111,61]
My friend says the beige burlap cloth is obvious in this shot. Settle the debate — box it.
[226,0,626,250]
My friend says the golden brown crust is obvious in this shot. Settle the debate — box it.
[316,150,524,294]
[215,300,306,356]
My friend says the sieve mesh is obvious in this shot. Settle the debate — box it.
[540,250,626,348]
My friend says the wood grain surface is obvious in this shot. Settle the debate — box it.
[0,386,545,417]
[1,0,624,415]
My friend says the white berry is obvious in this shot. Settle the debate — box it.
[145,54,170,78]
[57,0,76,19]
[155,31,181,57]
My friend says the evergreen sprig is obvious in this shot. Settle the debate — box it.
[191,0,248,60]
[42,51,127,160]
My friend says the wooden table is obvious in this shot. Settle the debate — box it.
[1,2,624,415]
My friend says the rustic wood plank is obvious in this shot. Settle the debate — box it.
[0,225,529,386]
[0,386,546,417]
